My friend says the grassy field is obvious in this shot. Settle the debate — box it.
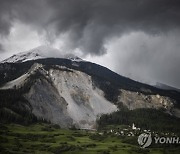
[0,123,179,154]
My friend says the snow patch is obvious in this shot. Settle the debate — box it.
[1,45,83,63]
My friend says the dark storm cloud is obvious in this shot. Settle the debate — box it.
[0,0,180,87]
[0,0,16,53]
[0,0,180,55]
[0,0,14,36]
[45,0,180,54]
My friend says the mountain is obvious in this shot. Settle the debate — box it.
[1,46,83,63]
[155,82,180,92]
[0,46,180,129]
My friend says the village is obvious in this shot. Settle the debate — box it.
[97,123,176,138]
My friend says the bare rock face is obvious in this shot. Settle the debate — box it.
[24,65,117,129]
[25,78,73,128]
[1,62,179,129]
[118,89,174,111]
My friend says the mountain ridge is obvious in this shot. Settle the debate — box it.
[0,47,180,129]
[1,46,83,63]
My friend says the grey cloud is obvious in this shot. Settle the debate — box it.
[107,31,180,88]
[0,0,180,88]
[0,0,180,55]
[0,44,4,52]
[0,0,15,36]
[44,0,180,54]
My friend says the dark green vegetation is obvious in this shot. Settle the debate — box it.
[0,89,38,125]
[0,71,50,125]
[97,108,180,134]
[1,123,180,154]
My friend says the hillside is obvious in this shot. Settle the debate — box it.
[0,47,180,130]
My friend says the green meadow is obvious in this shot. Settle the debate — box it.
[0,123,179,154]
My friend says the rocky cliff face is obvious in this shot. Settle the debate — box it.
[117,89,178,117]
[118,89,174,110]
[1,63,117,129]
[0,60,180,129]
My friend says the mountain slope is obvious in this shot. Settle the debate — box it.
[0,47,180,129]
[0,63,118,129]
[155,82,180,92]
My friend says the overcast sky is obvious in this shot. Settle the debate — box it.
[0,0,180,88]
